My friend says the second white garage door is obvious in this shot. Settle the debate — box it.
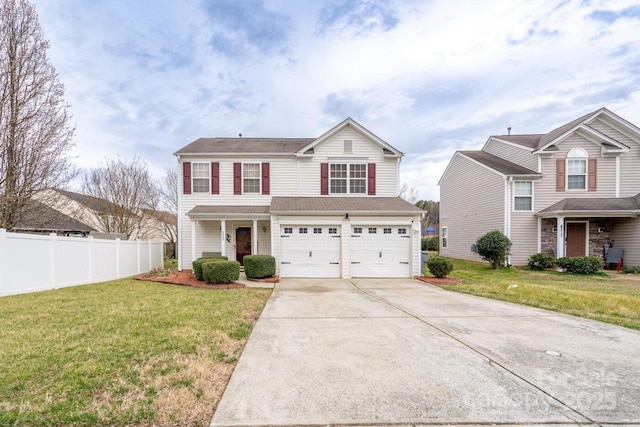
[350,225,411,278]
[279,225,341,278]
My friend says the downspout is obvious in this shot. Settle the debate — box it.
[505,177,512,266]
[176,155,182,270]
[396,157,401,195]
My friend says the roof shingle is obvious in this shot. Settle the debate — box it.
[269,197,422,214]
[175,138,315,155]
[458,151,542,176]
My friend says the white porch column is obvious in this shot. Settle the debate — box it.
[191,220,196,262]
[556,217,565,258]
[252,219,258,255]
[220,219,226,257]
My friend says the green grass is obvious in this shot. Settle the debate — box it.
[436,258,640,330]
[164,257,178,270]
[0,279,271,426]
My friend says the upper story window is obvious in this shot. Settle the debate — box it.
[192,163,210,193]
[330,163,366,194]
[567,148,588,190]
[514,181,532,211]
[243,163,260,193]
[441,227,448,249]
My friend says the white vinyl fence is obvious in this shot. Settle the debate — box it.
[0,228,164,297]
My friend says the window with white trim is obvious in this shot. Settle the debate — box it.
[330,163,366,194]
[383,228,391,234]
[442,227,448,248]
[192,163,210,193]
[299,227,307,234]
[283,227,292,234]
[353,227,362,234]
[243,163,260,193]
[398,228,407,235]
[368,227,377,234]
[567,148,588,190]
[514,181,533,211]
[313,227,322,234]
[328,228,337,234]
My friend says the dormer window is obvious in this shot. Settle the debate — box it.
[567,148,588,190]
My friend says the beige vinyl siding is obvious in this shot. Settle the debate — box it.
[535,135,617,210]
[611,218,640,267]
[589,119,640,197]
[439,154,505,262]
[484,139,538,171]
[509,212,538,265]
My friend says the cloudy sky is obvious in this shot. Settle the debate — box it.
[33,0,640,201]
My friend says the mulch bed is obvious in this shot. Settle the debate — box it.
[416,276,461,285]
[134,270,245,290]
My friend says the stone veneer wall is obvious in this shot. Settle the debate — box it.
[541,218,557,255]
[540,218,612,258]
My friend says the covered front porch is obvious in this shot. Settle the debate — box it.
[185,206,271,266]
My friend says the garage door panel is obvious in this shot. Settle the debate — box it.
[280,226,341,278]
[350,226,411,278]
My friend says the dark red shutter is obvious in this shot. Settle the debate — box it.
[320,163,329,195]
[556,159,565,192]
[367,163,376,195]
[261,162,270,195]
[233,163,242,195]
[588,158,597,191]
[183,162,191,194]
[211,162,219,194]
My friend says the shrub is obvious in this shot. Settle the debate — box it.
[244,255,276,279]
[622,265,640,274]
[422,236,438,251]
[476,230,512,269]
[426,255,454,278]
[556,256,602,275]
[192,256,228,281]
[527,253,556,271]
[202,260,240,284]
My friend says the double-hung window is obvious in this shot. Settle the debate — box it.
[514,181,532,211]
[243,163,260,193]
[330,163,366,194]
[441,227,448,249]
[567,148,588,190]
[192,163,210,193]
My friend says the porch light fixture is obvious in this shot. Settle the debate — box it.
[345,213,349,219]
[262,226,267,233]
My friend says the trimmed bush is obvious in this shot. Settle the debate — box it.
[426,255,454,278]
[244,255,276,279]
[476,230,512,269]
[422,236,438,251]
[527,253,556,271]
[202,260,240,284]
[556,256,602,275]
[192,256,228,281]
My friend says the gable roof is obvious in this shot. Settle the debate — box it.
[457,151,542,177]
[56,189,122,214]
[537,193,640,218]
[174,118,404,158]
[270,196,421,215]
[13,200,95,234]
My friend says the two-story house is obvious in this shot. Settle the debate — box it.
[439,108,640,267]
[174,118,422,278]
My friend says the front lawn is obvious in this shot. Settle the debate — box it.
[0,279,271,426]
[433,259,640,330]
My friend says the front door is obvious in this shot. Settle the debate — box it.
[236,227,252,265]
[566,222,586,257]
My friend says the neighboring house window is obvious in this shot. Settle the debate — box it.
[442,227,448,248]
[567,148,588,190]
[192,163,210,193]
[243,163,261,193]
[330,163,366,194]
[514,181,532,211]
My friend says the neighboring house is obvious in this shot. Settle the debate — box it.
[11,200,96,236]
[439,108,640,267]
[33,189,175,241]
[174,118,422,278]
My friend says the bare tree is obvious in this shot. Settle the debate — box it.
[0,0,77,230]
[416,199,439,233]
[398,182,418,204]
[159,166,178,255]
[82,156,159,239]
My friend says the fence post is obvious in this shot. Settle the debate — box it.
[115,238,120,279]
[137,240,141,274]
[0,229,6,296]
[148,241,152,271]
[88,236,93,282]
[50,232,57,288]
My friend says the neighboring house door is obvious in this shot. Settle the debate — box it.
[236,227,252,265]
[566,222,587,257]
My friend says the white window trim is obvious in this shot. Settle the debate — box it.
[329,162,367,195]
[513,180,533,212]
[441,226,448,249]
[242,162,261,194]
[566,148,588,192]
[192,162,211,194]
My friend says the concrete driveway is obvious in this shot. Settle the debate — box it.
[212,278,640,426]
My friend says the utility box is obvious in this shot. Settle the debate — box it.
[420,251,429,275]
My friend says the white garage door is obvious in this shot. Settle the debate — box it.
[350,226,411,278]
[280,225,341,278]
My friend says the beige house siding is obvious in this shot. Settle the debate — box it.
[439,154,505,262]
[509,212,538,266]
[611,218,640,267]
[484,139,538,171]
